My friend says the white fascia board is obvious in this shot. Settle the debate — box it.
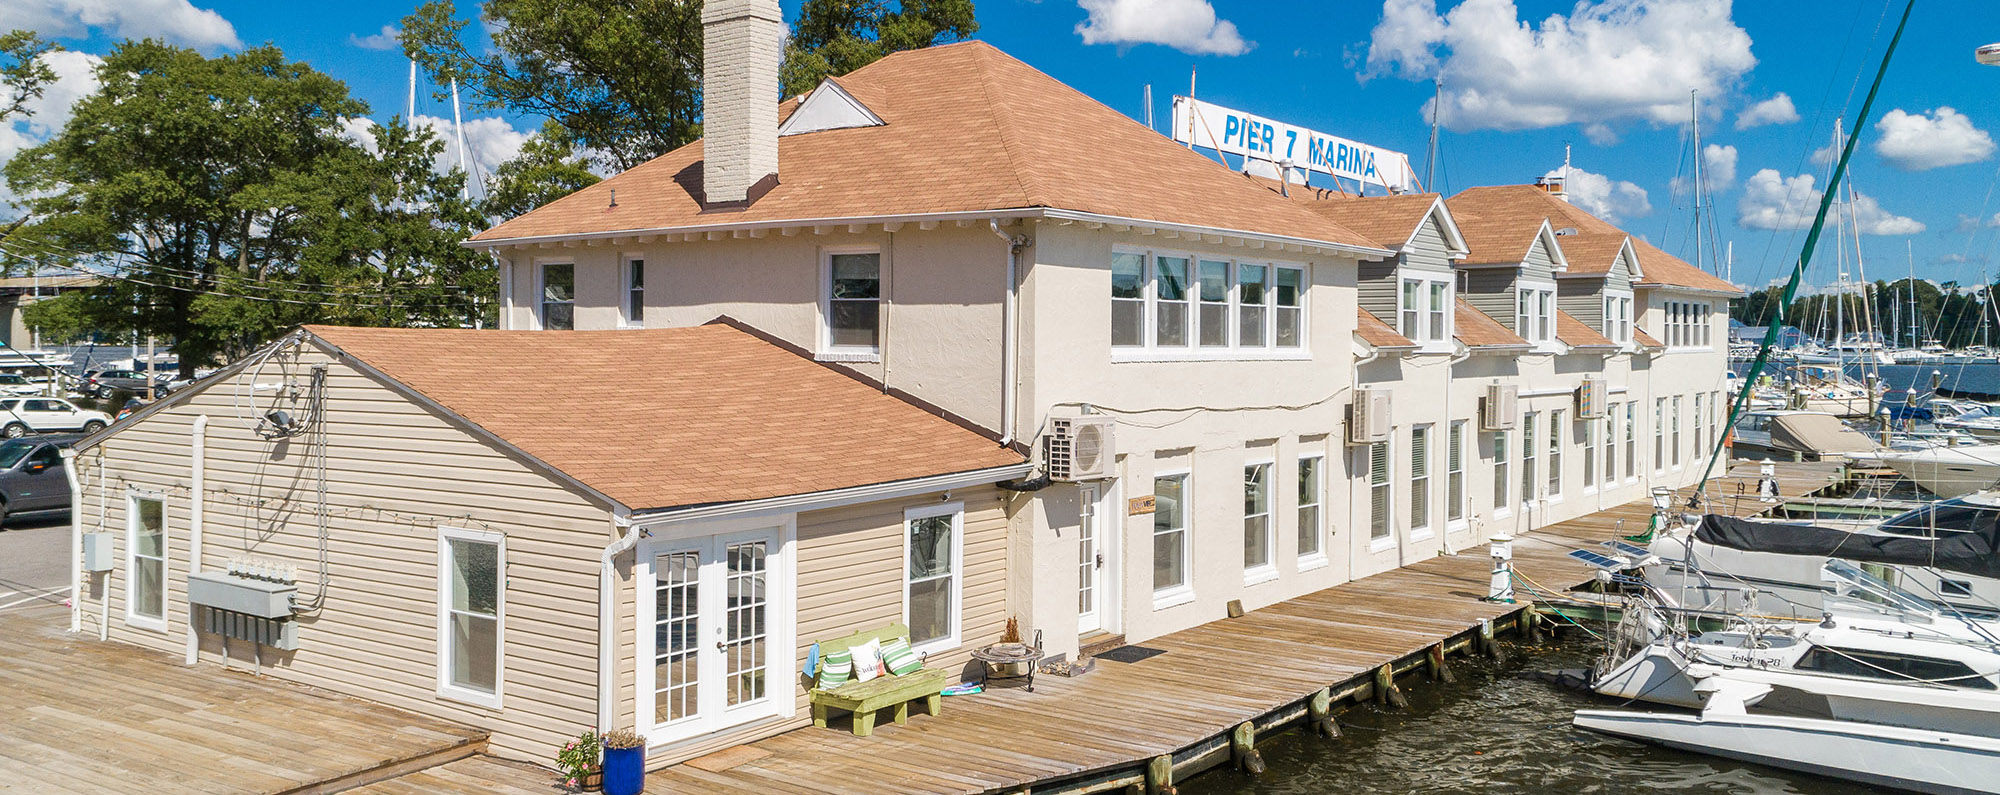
[465,209,1045,250]
[1039,209,1395,261]
[628,462,1034,528]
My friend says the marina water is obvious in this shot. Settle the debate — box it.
[1183,640,1887,795]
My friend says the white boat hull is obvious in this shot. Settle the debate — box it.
[1575,708,2000,795]
[1876,448,2000,498]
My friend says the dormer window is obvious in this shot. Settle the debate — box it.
[1398,275,1453,351]
[1516,282,1556,346]
[1603,293,1633,346]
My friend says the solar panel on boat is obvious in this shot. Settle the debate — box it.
[1568,549,1630,570]
[1603,541,1653,558]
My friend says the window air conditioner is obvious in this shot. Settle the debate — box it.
[1577,378,1609,419]
[1348,388,1393,444]
[1482,384,1518,430]
[1046,416,1117,482]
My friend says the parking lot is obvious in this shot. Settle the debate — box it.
[0,516,70,618]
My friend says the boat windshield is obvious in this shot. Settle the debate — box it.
[1821,559,1940,621]
[1878,498,2000,539]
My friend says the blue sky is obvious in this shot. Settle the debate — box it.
[7,0,2000,294]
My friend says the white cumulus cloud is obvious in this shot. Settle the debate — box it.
[341,115,531,182]
[349,25,401,52]
[1547,164,1651,223]
[0,0,240,51]
[1,49,103,212]
[1074,0,1251,56]
[1671,143,1737,195]
[1362,0,1756,136]
[1737,167,1923,235]
[1873,107,1994,171]
[1734,93,1797,129]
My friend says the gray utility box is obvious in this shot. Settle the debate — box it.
[82,533,115,572]
[187,571,297,619]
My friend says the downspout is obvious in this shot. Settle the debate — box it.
[185,415,208,665]
[598,516,641,731]
[990,220,1025,447]
[1350,338,1379,583]
[97,453,106,641]
[63,446,80,633]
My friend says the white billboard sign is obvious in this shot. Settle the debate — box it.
[1172,96,1415,192]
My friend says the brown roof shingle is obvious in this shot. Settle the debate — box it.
[1454,298,1528,348]
[1356,308,1416,348]
[1292,192,1446,251]
[1557,310,1617,348]
[473,42,1382,253]
[1547,232,1629,276]
[304,324,1025,512]
[1451,184,1740,293]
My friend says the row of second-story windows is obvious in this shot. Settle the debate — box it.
[537,261,645,331]
[1664,300,1714,349]
[1516,283,1556,345]
[1112,251,1305,355]
[1399,276,1453,348]
[1603,294,1633,346]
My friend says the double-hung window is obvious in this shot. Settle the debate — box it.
[1624,402,1638,480]
[1547,410,1564,499]
[1603,294,1633,346]
[126,494,166,630]
[1153,474,1190,599]
[1520,412,1537,506]
[1410,425,1432,534]
[1603,412,1617,484]
[1400,276,1453,350]
[1297,455,1324,562]
[1654,398,1666,472]
[1112,250,1307,355]
[438,527,504,707]
[1517,284,1556,346]
[1491,431,1509,516]
[1243,463,1273,577]
[623,258,645,327]
[1663,301,1714,350]
[905,504,962,651]
[1368,442,1392,543]
[539,263,574,330]
[1692,394,1705,459]
[1583,417,1596,491]
[1710,391,1722,454]
[1671,396,1683,468]
[1446,421,1466,524]
[825,250,882,354]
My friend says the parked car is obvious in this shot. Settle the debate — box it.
[82,369,173,398]
[0,398,110,437]
[0,434,79,526]
[0,373,41,396]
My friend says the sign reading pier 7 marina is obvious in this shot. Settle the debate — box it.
[1172,96,1415,192]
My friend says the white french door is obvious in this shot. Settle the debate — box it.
[1076,482,1120,636]
[638,523,793,745]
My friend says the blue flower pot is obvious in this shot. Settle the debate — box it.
[602,744,645,795]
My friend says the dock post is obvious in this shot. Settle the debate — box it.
[1477,618,1505,664]
[1427,643,1455,684]
[1308,687,1340,738]
[1526,604,1544,643]
[1231,721,1266,775]
[1146,754,1175,795]
[1374,664,1408,709]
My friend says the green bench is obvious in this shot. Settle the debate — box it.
[809,622,950,737]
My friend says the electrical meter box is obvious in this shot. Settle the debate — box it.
[82,533,114,572]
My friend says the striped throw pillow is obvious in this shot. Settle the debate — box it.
[819,648,853,689]
[881,637,922,677]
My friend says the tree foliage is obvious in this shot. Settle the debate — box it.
[1733,277,2000,350]
[401,0,976,171]
[2,40,490,375]
[0,30,58,124]
[481,120,602,219]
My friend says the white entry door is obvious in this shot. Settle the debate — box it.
[639,524,792,745]
[1076,482,1119,635]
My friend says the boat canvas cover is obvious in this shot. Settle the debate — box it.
[1696,513,2000,580]
[1768,413,1876,456]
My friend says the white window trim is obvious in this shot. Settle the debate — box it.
[1625,401,1641,484]
[1367,441,1397,553]
[619,256,646,328]
[1399,273,1455,353]
[818,245,884,361]
[1243,459,1278,586]
[1151,469,1195,610]
[1445,421,1469,531]
[1409,424,1435,541]
[1296,453,1329,572]
[1582,418,1598,496]
[902,502,965,656]
[1113,246,1310,361]
[436,525,506,710]
[1516,279,1559,352]
[1602,290,1634,349]
[535,260,574,331]
[1545,410,1565,504]
[1490,429,1512,520]
[124,489,169,633]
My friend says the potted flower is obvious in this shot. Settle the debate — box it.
[556,730,602,792]
[601,728,646,795]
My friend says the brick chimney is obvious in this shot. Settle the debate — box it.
[701,0,783,203]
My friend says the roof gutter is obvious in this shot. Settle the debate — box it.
[1633,282,1746,297]
[627,461,1033,528]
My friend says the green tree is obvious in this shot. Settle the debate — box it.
[3,40,490,375]
[401,0,976,171]
[0,30,58,123]
[481,120,602,219]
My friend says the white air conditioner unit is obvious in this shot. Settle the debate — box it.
[1348,388,1393,444]
[1482,384,1518,431]
[1576,378,1609,419]
[1046,416,1117,482]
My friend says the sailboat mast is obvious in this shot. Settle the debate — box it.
[1691,89,1705,272]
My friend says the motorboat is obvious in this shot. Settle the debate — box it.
[1728,409,1877,461]
[1937,403,2000,440]
[1645,497,2000,619]
[1858,444,2000,498]
[1785,364,1878,418]
[1579,561,2000,794]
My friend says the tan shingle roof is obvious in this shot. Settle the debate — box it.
[1292,191,1445,251]
[1549,232,1629,276]
[1442,193,1549,266]
[1454,298,1528,348]
[303,323,1025,512]
[1356,308,1416,348]
[1557,310,1617,348]
[1451,184,1740,293]
[473,42,1381,253]
[1634,327,1666,350]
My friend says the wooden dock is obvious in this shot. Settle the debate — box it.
[641,460,1844,795]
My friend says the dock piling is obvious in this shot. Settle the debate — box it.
[1230,721,1265,775]
[1307,687,1339,738]
[1146,754,1175,795]
[1373,664,1408,709]
[1427,643,1455,684]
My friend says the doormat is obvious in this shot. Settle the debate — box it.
[1095,645,1167,664]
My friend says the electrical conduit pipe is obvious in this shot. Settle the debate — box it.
[990,219,1022,447]
[186,415,207,664]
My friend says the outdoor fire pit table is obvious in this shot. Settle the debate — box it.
[971,639,1043,692]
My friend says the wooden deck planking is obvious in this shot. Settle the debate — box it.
[632,461,1836,794]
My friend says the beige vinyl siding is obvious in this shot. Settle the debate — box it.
[1606,249,1635,291]
[1521,235,1559,281]
[1462,269,1519,332]
[1558,278,1605,329]
[81,346,613,764]
[1402,217,1456,276]
[615,484,1011,768]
